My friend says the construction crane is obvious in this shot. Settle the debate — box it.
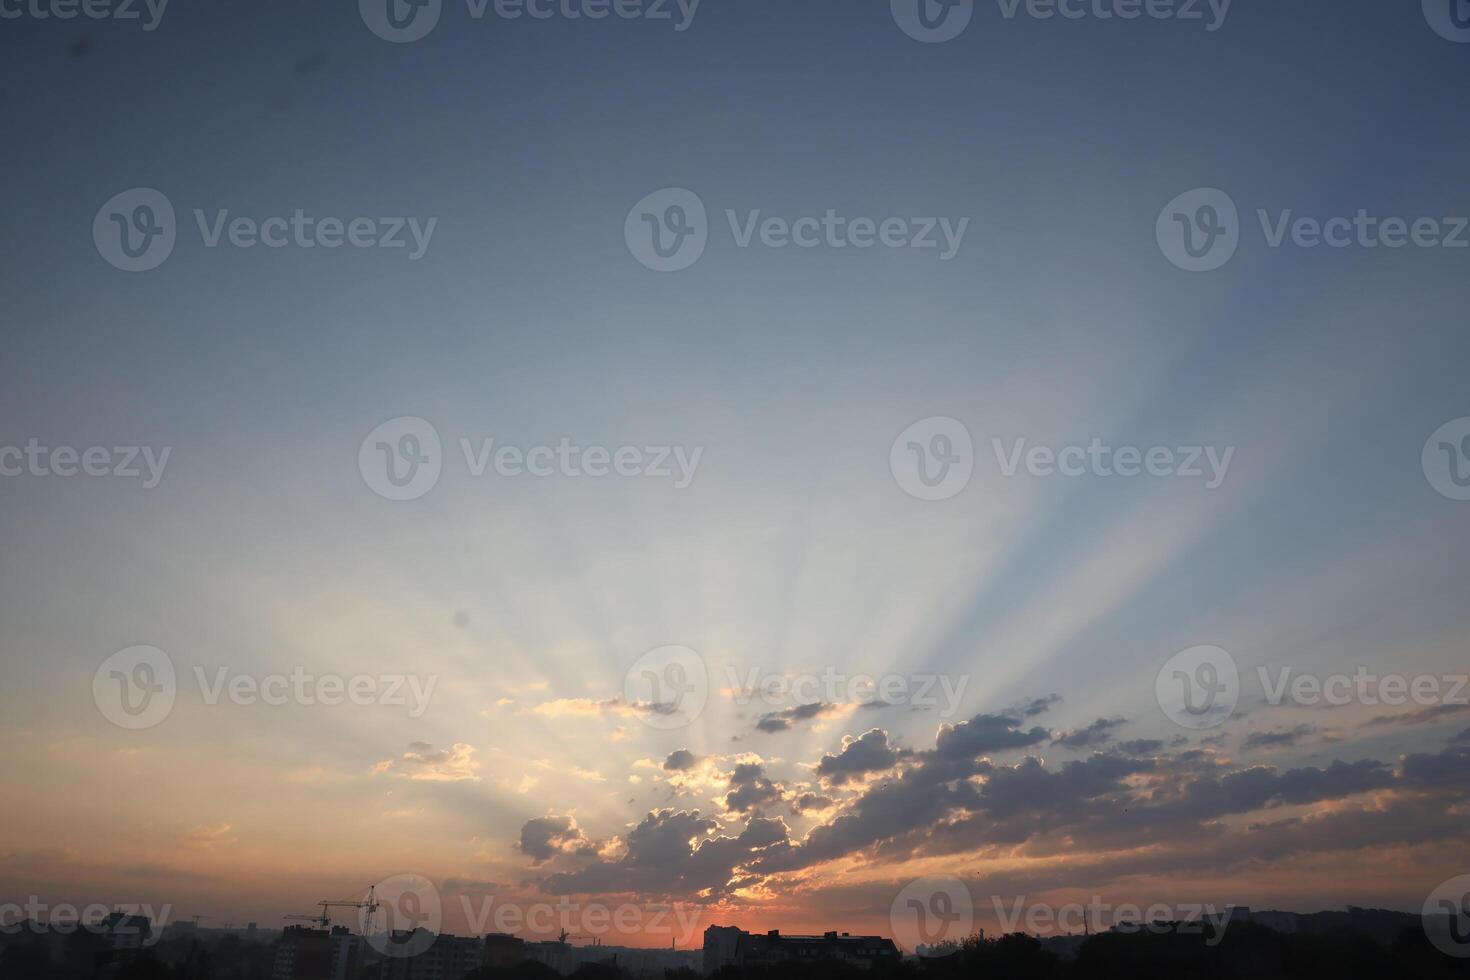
[282,886,381,935]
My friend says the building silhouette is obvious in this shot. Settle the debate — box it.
[703,926,900,971]
[270,924,361,980]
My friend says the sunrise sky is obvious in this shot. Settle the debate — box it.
[3,0,1470,950]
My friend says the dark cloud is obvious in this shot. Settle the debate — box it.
[541,809,790,897]
[1014,695,1063,717]
[755,702,838,733]
[663,749,699,772]
[1361,703,1470,729]
[1399,744,1470,786]
[724,763,785,814]
[791,792,836,813]
[517,815,593,864]
[523,704,1470,901]
[934,712,1051,759]
[1053,718,1125,749]
[1116,738,1165,756]
[1241,723,1317,751]
[816,729,906,785]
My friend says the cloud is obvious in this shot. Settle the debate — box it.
[373,742,480,782]
[183,824,238,849]
[1360,703,1470,729]
[663,749,700,772]
[1053,718,1125,749]
[517,815,594,864]
[791,792,836,814]
[933,711,1051,760]
[1241,724,1317,751]
[755,702,841,733]
[531,697,629,718]
[815,729,906,786]
[1014,694,1063,717]
[540,809,791,897]
[516,699,1470,902]
[723,762,785,814]
[1115,738,1165,756]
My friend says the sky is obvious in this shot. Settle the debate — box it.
[2,0,1470,952]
